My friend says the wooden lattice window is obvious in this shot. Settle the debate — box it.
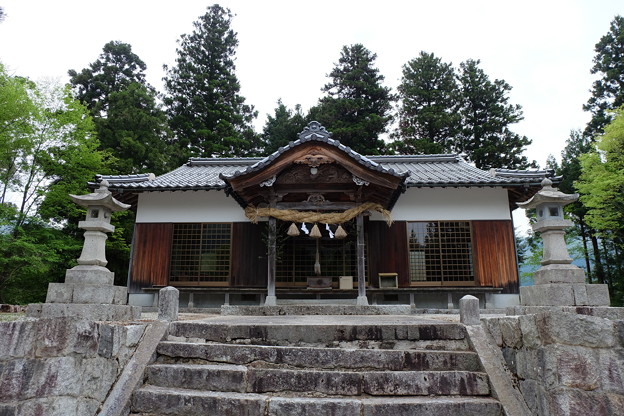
[276,237,360,285]
[407,221,474,285]
[169,223,231,284]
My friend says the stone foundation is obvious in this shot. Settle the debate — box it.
[0,317,147,416]
[520,283,610,307]
[482,311,624,415]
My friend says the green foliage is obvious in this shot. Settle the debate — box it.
[0,64,37,205]
[584,15,624,137]
[578,107,624,237]
[163,5,258,161]
[391,52,460,154]
[389,56,531,168]
[308,44,393,155]
[457,59,532,169]
[260,100,306,155]
[0,206,81,304]
[68,41,147,117]
[69,41,172,175]
[0,68,111,302]
[517,232,542,286]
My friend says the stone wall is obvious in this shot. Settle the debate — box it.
[0,317,146,416]
[482,312,624,415]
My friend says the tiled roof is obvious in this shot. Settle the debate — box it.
[103,154,553,191]
[102,121,554,192]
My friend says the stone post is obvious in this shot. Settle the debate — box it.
[517,178,610,306]
[460,295,480,325]
[158,286,179,321]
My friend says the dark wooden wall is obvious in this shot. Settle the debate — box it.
[472,220,519,293]
[366,221,410,287]
[129,223,172,293]
[231,222,267,287]
[129,222,268,291]
[128,219,519,293]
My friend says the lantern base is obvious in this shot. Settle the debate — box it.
[520,283,610,306]
[532,264,586,284]
[27,303,141,321]
[65,265,114,285]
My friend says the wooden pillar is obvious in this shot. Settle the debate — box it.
[356,213,368,305]
[265,216,277,306]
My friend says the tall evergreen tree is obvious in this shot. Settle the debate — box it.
[308,44,393,155]
[457,59,531,169]
[558,129,606,284]
[261,100,306,156]
[577,108,624,297]
[68,41,147,117]
[391,52,460,154]
[584,15,624,137]
[68,41,172,175]
[163,5,258,160]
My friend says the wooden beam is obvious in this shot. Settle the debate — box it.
[275,202,357,210]
[356,213,368,305]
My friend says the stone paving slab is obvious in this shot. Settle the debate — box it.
[361,396,503,416]
[168,316,469,345]
[156,341,482,371]
[132,385,267,416]
[131,386,503,416]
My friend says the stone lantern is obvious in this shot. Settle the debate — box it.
[71,180,129,271]
[27,180,141,321]
[516,178,610,307]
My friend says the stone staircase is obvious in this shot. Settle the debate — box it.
[130,318,504,415]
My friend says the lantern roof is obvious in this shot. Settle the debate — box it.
[517,178,578,210]
[70,180,131,212]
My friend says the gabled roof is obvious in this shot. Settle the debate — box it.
[101,122,557,208]
[103,155,554,191]
[220,121,409,182]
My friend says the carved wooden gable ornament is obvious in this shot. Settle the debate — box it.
[221,122,407,209]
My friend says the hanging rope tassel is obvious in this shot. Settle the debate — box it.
[314,239,321,275]
[335,224,348,239]
[310,223,322,238]
[287,222,300,236]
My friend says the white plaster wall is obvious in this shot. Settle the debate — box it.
[373,187,511,221]
[135,191,248,223]
[135,187,510,223]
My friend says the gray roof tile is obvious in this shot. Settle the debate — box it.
[103,154,552,191]
[102,121,554,192]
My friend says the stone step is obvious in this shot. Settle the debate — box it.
[131,385,504,416]
[168,321,467,346]
[146,363,491,396]
[156,341,482,371]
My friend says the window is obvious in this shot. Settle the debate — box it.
[169,223,231,284]
[407,221,474,285]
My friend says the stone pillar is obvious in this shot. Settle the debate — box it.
[517,179,610,307]
[356,214,368,306]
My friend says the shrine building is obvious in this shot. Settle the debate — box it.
[103,122,554,309]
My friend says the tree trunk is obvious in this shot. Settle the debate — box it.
[590,231,606,284]
[579,221,592,283]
